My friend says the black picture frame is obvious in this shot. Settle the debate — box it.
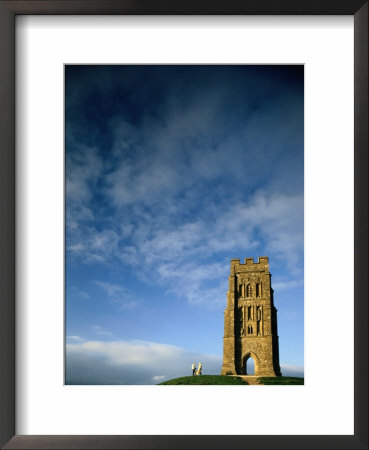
[0,1,367,449]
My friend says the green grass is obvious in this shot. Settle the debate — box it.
[258,376,304,385]
[158,375,304,385]
[158,375,248,385]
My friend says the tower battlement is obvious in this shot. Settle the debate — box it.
[230,257,269,273]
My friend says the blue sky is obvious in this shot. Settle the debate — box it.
[65,65,304,384]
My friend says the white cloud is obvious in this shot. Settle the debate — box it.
[119,301,138,311]
[66,144,103,204]
[67,188,303,308]
[66,335,85,342]
[130,191,302,307]
[273,279,304,291]
[66,339,222,385]
[157,261,228,308]
[67,227,120,264]
[280,363,304,377]
[69,287,90,300]
[151,375,166,382]
[95,281,123,296]
[92,325,114,337]
[94,281,140,310]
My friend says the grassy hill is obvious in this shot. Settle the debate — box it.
[158,375,248,385]
[158,375,304,385]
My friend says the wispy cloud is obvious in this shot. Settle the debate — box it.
[67,190,303,308]
[69,287,90,300]
[273,279,304,291]
[66,335,86,343]
[92,325,114,337]
[95,281,124,297]
[66,66,303,309]
[94,281,140,310]
[151,375,166,382]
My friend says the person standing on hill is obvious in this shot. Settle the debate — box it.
[192,362,196,376]
[197,362,202,375]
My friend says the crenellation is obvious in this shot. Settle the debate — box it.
[258,256,269,264]
[230,257,270,278]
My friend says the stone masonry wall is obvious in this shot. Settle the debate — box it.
[221,257,281,377]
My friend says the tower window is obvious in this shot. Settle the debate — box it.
[257,306,262,320]
[256,283,262,297]
[246,284,253,297]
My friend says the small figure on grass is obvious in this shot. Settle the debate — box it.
[192,362,196,376]
[196,362,202,375]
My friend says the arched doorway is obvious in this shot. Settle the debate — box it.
[246,357,255,375]
[243,352,259,375]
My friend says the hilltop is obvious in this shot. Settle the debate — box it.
[158,375,304,385]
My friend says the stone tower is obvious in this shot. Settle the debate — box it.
[221,257,281,377]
